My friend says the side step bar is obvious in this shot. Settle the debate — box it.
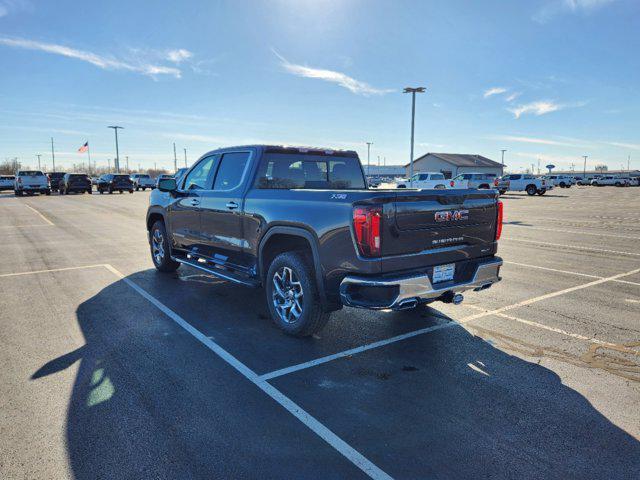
[171,255,260,288]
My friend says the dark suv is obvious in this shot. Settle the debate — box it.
[59,173,92,194]
[146,145,503,337]
[96,174,134,194]
[47,172,66,192]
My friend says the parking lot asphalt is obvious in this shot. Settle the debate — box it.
[0,186,638,479]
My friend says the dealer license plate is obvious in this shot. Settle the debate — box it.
[433,263,455,283]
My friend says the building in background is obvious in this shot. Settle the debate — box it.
[406,153,504,179]
[362,165,406,177]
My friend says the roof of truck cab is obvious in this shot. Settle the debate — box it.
[201,145,359,157]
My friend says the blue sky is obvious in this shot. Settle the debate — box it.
[0,0,638,172]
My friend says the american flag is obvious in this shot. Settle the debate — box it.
[78,141,89,153]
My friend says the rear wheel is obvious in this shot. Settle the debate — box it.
[150,220,180,273]
[537,189,546,195]
[526,184,537,196]
[499,190,507,195]
[266,252,330,337]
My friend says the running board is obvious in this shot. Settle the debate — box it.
[171,255,259,287]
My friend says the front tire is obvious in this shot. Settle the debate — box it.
[266,252,330,337]
[537,189,546,195]
[150,220,180,273]
[526,185,537,196]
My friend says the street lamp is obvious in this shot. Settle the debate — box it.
[582,155,588,180]
[365,142,373,177]
[403,87,426,187]
[501,149,506,166]
[108,126,123,173]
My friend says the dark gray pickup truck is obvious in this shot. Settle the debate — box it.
[146,145,503,336]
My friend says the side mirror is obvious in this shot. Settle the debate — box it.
[158,177,177,192]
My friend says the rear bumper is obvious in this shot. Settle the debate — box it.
[340,257,502,310]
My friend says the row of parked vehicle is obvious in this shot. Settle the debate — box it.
[381,171,638,196]
[0,170,189,196]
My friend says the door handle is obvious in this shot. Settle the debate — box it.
[190,199,200,206]
[226,201,238,210]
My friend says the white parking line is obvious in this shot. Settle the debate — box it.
[0,264,107,278]
[24,204,54,226]
[504,260,640,287]
[503,237,640,257]
[505,224,640,240]
[258,320,458,381]
[102,264,392,480]
[464,304,622,348]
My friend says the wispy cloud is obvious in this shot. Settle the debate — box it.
[533,0,615,23]
[505,92,521,102]
[166,48,193,63]
[487,134,585,147]
[273,49,394,96]
[508,100,572,118]
[604,141,640,151]
[0,36,182,78]
[483,87,507,98]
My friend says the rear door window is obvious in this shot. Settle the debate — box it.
[213,152,250,191]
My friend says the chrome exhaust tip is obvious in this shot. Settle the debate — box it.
[396,298,419,310]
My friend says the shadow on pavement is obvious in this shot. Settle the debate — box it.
[31,269,640,479]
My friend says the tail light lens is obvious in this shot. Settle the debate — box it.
[494,179,499,187]
[450,180,455,187]
[353,205,382,257]
[495,201,503,240]
[17,177,22,184]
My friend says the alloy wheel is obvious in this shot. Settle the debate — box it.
[272,266,304,324]
[152,229,165,264]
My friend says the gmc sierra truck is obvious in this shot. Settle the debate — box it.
[146,145,503,336]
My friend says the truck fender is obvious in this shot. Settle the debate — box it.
[258,226,327,306]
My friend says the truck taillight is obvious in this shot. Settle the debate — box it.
[494,179,499,187]
[450,180,455,187]
[17,177,22,184]
[496,201,503,240]
[353,205,382,257]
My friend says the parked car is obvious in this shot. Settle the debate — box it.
[146,145,503,336]
[619,177,639,186]
[155,174,173,187]
[493,177,509,195]
[0,175,15,191]
[395,172,448,189]
[448,172,497,190]
[46,172,66,192]
[130,173,156,191]
[499,174,548,195]
[14,170,50,196]
[591,176,629,187]
[59,173,92,194]
[544,175,574,188]
[576,176,594,185]
[96,173,134,194]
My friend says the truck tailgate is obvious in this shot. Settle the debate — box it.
[381,189,499,269]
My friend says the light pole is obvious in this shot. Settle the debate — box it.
[582,155,588,180]
[403,87,426,187]
[36,154,41,170]
[126,156,129,172]
[366,142,373,177]
[108,126,123,172]
[184,148,187,167]
[50,137,56,172]
[501,149,506,166]
[173,142,178,172]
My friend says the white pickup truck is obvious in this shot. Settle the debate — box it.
[130,173,156,190]
[395,172,448,189]
[543,174,574,188]
[0,175,15,191]
[591,176,629,187]
[14,170,51,196]
[499,174,548,195]
[448,172,497,190]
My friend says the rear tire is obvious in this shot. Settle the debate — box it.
[150,220,180,273]
[266,252,330,337]
[526,185,537,196]
[537,189,546,195]
[499,190,507,195]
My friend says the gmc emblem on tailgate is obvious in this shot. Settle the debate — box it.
[434,209,469,222]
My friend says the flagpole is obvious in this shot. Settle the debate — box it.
[86,142,91,174]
